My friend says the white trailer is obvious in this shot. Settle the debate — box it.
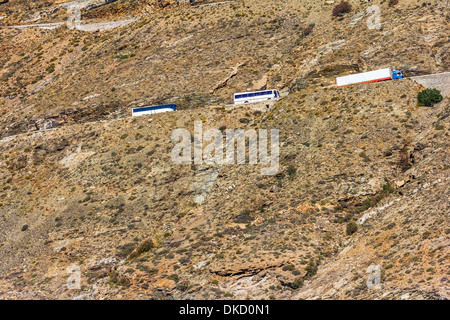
[336,68,403,87]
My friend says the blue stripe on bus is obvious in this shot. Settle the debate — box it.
[235,90,276,99]
[132,104,177,113]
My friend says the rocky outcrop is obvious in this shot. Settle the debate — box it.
[411,72,450,97]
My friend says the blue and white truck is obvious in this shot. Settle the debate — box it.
[336,68,403,87]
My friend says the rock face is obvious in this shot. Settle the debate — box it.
[411,72,450,97]
[193,168,219,205]
[0,0,448,300]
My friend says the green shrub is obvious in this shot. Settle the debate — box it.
[109,270,130,287]
[282,264,295,271]
[346,221,358,235]
[287,166,297,178]
[233,210,254,223]
[114,54,134,59]
[305,261,318,278]
[46,63,55,74]
[128,239,153,260]
[290,278,304,290]
[417,88,443,106]
[381,182,395,194]
[176,280,190,292]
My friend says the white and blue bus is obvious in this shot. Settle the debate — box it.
[132,104,177,117]
[234,89,280,105]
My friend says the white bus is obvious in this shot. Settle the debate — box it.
[234,89,280,105]
[132,104,177,117]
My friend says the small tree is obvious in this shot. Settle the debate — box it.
[417,88,443,107]
[332,1,352,17]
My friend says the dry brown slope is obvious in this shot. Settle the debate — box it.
[0,76,448,299]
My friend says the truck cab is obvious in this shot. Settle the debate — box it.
[392,69,403,79]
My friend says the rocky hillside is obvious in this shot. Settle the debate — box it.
[0,0,448,300]
[1,0,448,137]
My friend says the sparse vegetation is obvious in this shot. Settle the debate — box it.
[332,1,352,17]
[417,88,443,106]
[287,166,297,179]
[389,0,399,6]
[128,239,154,260]
[346,221,358,235]
[0,0,446,301]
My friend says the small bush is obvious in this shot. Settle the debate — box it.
[389,0,399,6]
[282,264,295,272]
[109,270,130,287]
[381,182,395,195]
[332,1,352,17]
[305,261,318,278]
[46,63,55,74]
[303,23,315,36]
[290,278,304,290]
[114,54,134,59]
[287,166,297,178]
[399,149,411,172]
[346,221,358,235]
[233,210,254,223]
[417,88,443,106]
[176,280,190,292]
[128,239,153,260]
